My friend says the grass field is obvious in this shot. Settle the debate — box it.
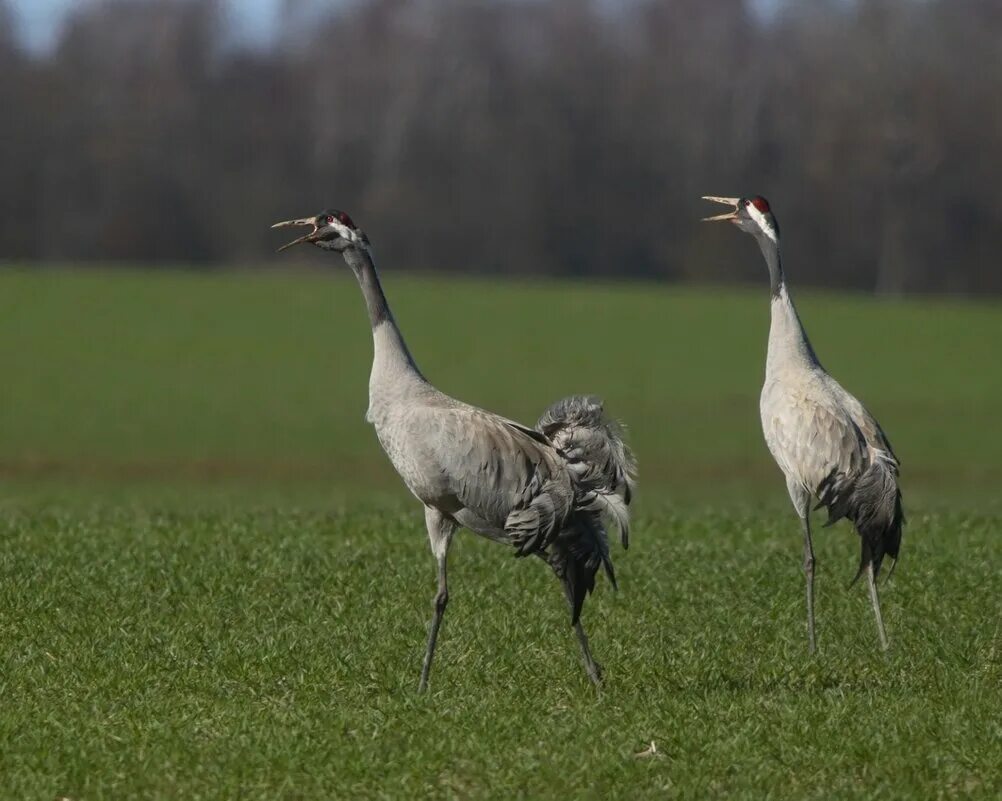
[1,268,1000,799]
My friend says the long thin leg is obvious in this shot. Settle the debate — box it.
[865,562,890,651]
[418,507,456,693]
[801,514,817,655]
[786,481,817,655]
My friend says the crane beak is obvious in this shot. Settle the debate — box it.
[701,196,741,222]
[272,217,319,252]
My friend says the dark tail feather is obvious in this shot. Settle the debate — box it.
[563,552,591,625]
[548,510,614,625]
[847,461,904,583]
[814,468,854,527]
[883,553,899,583]
[849,552,899,588]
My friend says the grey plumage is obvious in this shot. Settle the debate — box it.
[761,369,904,584]
[272,211,635,690]
[538,395,636,548]
[703,194,903,653]
[815,427,903,583]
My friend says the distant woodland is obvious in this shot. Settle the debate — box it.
[1,0,1000,294]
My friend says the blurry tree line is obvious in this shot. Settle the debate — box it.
[0,0,1000,294]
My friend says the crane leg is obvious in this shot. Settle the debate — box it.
[801,514,817,655]
[418,507,456,693]
[865,561,890,651]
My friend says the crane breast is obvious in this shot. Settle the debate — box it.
[760,381,866,492]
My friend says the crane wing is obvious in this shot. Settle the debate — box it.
[824,377,900,468]
[412,400,618,623]
[816,376,904,575]
[429,406,574,554]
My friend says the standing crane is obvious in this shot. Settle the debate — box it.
[702,195,903,653]
[272,209,635,690]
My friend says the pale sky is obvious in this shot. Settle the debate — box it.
[8,0,284,51]
[7,0,782,53]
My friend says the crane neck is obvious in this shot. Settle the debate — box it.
[757,233,785,298]
[762,239,820,373]
[342,246,422,379]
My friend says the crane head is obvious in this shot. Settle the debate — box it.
[701,195,780,243]
[272,209,370,253]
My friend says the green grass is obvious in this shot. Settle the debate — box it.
[1,268,1001,798]
[2,507,999,799]
[1,268,1000,507]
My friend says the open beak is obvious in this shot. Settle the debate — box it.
[701,196,741,222]
[271,217,319,252]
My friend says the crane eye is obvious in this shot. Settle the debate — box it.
[326,215,335,225]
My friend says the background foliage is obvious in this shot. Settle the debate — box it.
[1,0,1001,294]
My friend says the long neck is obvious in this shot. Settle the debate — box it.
[760,236,820,373]
[757,233,785,298]
[342,247,422,380]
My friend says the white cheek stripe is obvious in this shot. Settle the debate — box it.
[331,220,354,239]
[746,203,777,243]
[332,220,367,246]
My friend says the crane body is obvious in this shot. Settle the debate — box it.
[273,210,634,690]
[703,195,903,653]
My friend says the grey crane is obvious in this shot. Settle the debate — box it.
[702,195,903,653]
[272,209,635,690]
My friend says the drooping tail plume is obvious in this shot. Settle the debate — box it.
[848,458,904,582]
[537,395,636,547]
[816,454,903,583]
[548,509,617,624]
[532,396,635,623]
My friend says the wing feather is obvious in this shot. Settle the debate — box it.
[825,377,900,468]
[427,406,573,550]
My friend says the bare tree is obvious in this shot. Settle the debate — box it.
[0,0,1000,294]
